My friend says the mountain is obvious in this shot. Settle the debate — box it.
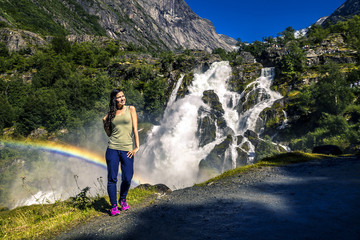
[323,0,360,25]
[0,0,235,52]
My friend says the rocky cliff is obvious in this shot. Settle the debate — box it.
[0,0,235,52]
[323,0,360,25]
[136,0,234,52]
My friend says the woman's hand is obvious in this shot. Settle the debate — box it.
[127,147,139,158]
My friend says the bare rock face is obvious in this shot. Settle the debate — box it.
[0,0,235,52]
[323,0,360,26]
[0,28,46,52]
[136,0,235,52]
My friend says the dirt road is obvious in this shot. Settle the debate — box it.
[56,156,360,240]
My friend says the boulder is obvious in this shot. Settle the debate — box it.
[312,145,343,155]
[198,135,233,180]
[196,114,216,147]
[197,90,232,147]
[135,183,172,194]
[244,130,261,148]
[236,148,249,166]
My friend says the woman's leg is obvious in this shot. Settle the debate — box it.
[105,148,120,206]
[119,150,134,201]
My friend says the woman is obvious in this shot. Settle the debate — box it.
[103,89,140,216]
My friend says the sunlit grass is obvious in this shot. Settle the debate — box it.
[196,151,330,187]
[0,187,159,240]
[0,201,97,240]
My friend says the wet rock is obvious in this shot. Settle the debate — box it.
[198,135,233,180]
[236,148,249,166]
[197,114,216,148]
[228,62,262,93]
[241,142,251,152]
[236,135,244,145]
[244,130,260,148]
[197,90,231,147]
[201,90,224,117]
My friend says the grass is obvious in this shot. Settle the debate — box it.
[195,151,331,187]
[0,186,159,240]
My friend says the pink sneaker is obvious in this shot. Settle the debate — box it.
[120,199,129,211]
[110,204,120,216]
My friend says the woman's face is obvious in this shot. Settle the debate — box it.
[116,91,126,106]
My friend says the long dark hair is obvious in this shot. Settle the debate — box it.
[104,89,123,134]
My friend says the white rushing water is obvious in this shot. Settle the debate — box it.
[136,62,283,189]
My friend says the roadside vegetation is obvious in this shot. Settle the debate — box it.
[196,151,329,187]
[0,186,160,240]
[0,150,339,240]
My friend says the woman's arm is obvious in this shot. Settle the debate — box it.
[128,106,140,158]
[103,114,112,137]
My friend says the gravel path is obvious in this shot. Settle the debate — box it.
[56,156,360,240]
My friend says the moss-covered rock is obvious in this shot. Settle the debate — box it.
[236,147,248,167]
[228,63,262,93]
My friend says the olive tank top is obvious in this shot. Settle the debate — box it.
[108,106,133,151]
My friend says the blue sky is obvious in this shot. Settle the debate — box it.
[185,0,345,43]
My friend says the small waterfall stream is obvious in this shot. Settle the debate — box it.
[136,61,283,189]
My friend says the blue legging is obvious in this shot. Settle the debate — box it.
[105,148,134,206]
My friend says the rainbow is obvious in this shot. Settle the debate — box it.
[0,139,145,185]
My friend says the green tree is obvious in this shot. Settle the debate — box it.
[307,24,330,44]
[16,89,69,135]
[0,96,14,131]
[0,42,9,57]
[312,63,354,115]
[280,41,306,81]
[143,77,165,121]
[32,55,71,88]
[278,26,295,45]
[51,35,71,54]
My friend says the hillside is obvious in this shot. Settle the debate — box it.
[0,0,234,52]
[324,0,360,25]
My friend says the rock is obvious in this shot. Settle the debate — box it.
[236,135,244,145]
[1,0,236,52]
[237,88,271,115]
[244,130,260,148]
[135,183,172,194]
[197,114,216,147]
[0,28,46,52]
[312,145,343,155]
[29,128,48,139]
[238,51,256,64]
[198,135,233,180]
[228,62,262,93]
[136,0,235,52]
[323,0,360,26]
[259,47,287,67]
[197,90,232,147]
[236,147,249,166]
[201,90,224,117]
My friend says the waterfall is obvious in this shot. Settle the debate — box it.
[167,74,184,106]
[238,67,282,134]
[136,61,283,189]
